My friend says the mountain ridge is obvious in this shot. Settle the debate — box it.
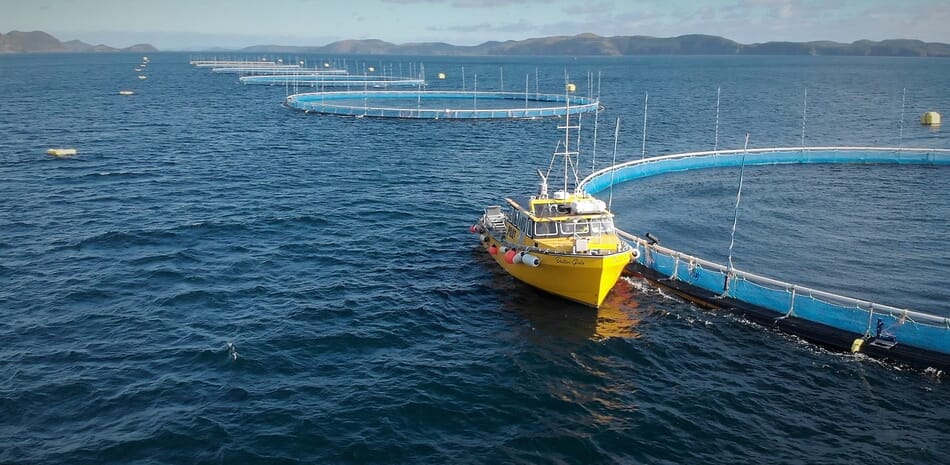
[241,33,950,57]
[3,30,948,57]
[0,30,157,53]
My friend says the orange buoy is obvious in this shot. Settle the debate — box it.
[504,249,518,264]
[488,244,498,255]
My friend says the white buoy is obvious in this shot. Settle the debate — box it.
[921,111,941,126]
[521,253,541,267]
[118,90,135,95]
[47,148,77,157]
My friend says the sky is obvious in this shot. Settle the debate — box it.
[2,0,949,50]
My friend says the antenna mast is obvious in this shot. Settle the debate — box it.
[714,87,721,152]
[801,87,807,151]
[557,79,580,194]
[641,92,649,159]
[727,133,751,274]
[608,117,621,210]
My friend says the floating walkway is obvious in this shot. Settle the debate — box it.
[191,60,285,68]
[241,74,425,87]
[214,67,349,76]
[210,65,303,74]
[579,147,950,370]
[284,90,600,119]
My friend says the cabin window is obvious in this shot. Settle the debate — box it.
[589,218,615,233]
[509,210,532,238]
[534,221,557,236]
[560,221,590,236]
[534,203,558,217]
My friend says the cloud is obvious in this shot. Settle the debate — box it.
[450,0,546,6]
[428,18,536,35]
[380,0,442,4]
[381,0,546,6]
[564,0,616,17]
[415,0,950,44]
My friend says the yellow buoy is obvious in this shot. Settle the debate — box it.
[850,338,864,353]
[566,83,576,92]
[921,111,941,126]
[47,148,78,157]
[437,72,446,80]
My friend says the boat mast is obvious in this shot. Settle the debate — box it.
[556,81,580,194]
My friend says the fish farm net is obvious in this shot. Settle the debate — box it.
[284,90,600,119]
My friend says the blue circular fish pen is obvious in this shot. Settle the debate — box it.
[580,146,950,369]
[284,90,600,119]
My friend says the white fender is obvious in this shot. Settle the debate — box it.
[631,248,641,260]
[521,253,541,267]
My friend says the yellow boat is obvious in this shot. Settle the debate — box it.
[472,112,634,308]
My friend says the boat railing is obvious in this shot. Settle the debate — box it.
[483,206,507,233]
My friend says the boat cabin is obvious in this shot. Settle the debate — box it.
[503,192,620,253]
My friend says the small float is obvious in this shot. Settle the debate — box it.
[921,111,941,126]
[47,148,77,157]
[118,90,135,95]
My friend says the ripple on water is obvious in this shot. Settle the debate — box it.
[1,54,948,465]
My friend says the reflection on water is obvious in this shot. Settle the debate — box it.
[488,257,646,344]
[593,278,643,341]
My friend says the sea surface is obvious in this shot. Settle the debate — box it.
[1,53,949,464]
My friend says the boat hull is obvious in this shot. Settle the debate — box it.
[481,235,631,308]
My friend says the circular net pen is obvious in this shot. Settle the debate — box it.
[284,90,600,119]
[578,147,950,369]
[241,74,426,88]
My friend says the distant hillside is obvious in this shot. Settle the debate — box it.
[241,33,950,57]
[0,30,157,53]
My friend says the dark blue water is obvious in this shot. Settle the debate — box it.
[2,53,948,464]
